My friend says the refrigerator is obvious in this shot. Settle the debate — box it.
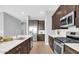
[28,20,38,42]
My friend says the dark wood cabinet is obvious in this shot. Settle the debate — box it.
[5,37,32,54]
[75,5,79,27]
[27,38,32,53]
[6,44,22,54]
[52,5,77,29]
[52,15,60,29]
[64,45,79,54]
[49,36,54,51]
[66,5,75,14]
[21,40,28,54]
[38,21,45,30]
[37,34,45,41]
[29,20,45,30]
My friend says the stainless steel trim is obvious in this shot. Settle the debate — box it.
[54,41,64,54]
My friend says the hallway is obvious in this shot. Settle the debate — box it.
[30,41,53,54]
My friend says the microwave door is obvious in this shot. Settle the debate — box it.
[68,15,72,24]
[67,11,75,26]
[60,18,67,27]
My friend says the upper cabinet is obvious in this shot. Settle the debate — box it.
[52,5,76,29]
[75,6,79,27]
[38,21,45,30]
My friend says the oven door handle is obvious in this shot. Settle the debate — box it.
[54,41,64,54]
[54,41,64,47]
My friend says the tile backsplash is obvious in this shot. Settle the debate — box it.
[38,30,45,34]
[68,26,79,32]
[51,29,68,37]
[52,26,79,37]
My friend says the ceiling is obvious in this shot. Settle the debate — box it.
[0,5,59,21]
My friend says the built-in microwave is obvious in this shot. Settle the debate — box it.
[60,11,75,27]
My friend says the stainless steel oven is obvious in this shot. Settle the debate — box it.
[54,39,64,54]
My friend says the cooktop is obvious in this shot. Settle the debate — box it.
[54,36,79,43]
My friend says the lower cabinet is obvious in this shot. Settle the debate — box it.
[37,34,45,41]
[64,45,79,54]
[6,45,22,54]
[49,36,54,51]
[5,37,32,54]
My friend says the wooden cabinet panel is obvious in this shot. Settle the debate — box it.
[38,21,45,30]
[37,34,45,41]
[52,15,60,29]
[66,5,75,14]
[49,36,54,51]
[27,38,32,53]
[5,37,32,54]
[56,5,67,17]
[75,5,79,27]
[52,5,76,29]
[29,20,45,30]
[5,44,22,54]
[20,40,28,54]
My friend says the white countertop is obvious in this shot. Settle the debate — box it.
[0,35,32,54]
[49,34,66,38]
[65,43,79,52]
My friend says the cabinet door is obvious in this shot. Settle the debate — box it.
[57,5,67,17]
[66,5,75,14]
[52,5,66,29]
[38,21,45,30]
[75,5,79,27]
[6,45,21,54]
[52,16,56,29]
[52,5,76,29]
[49,36,54,51]
[19,38,32,54]
[52,15,60,29]
[37,34,45,41]
[21,41,28,54]
[27,38,31,53]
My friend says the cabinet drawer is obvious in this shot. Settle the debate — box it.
[49,36,54,51]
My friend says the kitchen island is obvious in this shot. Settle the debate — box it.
[0,35,33,54]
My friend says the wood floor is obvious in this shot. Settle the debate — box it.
[30,41,53,54]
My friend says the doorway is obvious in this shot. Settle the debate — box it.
[28,20,45,42]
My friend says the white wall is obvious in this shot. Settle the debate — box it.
[21,22,27,35]
[3,12,22,36]
[26,16,29,35]
[0,12,29,36]
[45,12,52,45]
[45,6,60,45]
[0,12,4,35]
